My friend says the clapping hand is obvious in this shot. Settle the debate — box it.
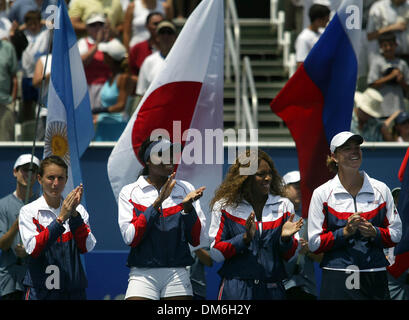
[182,186,206,213]
[281,214,303,241]
[153,173,177,210]
[357,217,377,238]
[343,212,362,238]
[59,184,83,222]
[243,212,257,245]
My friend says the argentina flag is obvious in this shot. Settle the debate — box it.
[44,0,94,197]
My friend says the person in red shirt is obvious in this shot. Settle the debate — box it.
[128,11,164,83]
[77,13,111,111]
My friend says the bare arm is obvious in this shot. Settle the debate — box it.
[32,58,49,88]
[367,21,407,41]
[106,74,131,113]
[194,248,213,267]
[0,219,19,251]
[70,16,87,34]
[122,2,134,51]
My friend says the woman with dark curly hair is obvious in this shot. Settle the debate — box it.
[209,149,303,300]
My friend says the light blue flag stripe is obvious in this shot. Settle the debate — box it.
[45,0,94,198]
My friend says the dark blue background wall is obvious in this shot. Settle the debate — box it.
[0,142,406,299]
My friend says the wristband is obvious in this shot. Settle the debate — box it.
[56,217,64,225]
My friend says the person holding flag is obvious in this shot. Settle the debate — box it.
[308,131,402,299]
[118,137,205,300]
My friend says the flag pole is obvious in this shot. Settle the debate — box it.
[25,28,54,205]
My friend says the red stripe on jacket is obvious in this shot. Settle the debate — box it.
[72,223,91,253]
[314,207,334,254]
[283,236,299,261]
[214,211,236,259]
[31,218,49,258]
[129,201,148,247]
[325,202,387,221]
[190,216,201,247]
[262,211,291,230]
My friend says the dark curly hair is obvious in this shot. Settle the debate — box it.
[210,149,284,211]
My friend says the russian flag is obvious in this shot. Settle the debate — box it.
[107,0,223,236]
[270,0,362,218]
[44,0,94,197]
[388,147,409,278]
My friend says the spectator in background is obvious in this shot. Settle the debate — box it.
[382,110,409,142]
[0,0,12,40]
[0,36,18,141]
[357,0,378,84]
[173,0,200,19]
[136,19,176,97]
[367,32,409,118]
[122,0,172,51]
[295,3,330,68]
[392,111,409,141]
[31,31,52,140]
[8,0,56,26]
[77,12,111,111]
[385,187,409,300]
[367,0,409,66]
[188,247,212,300]
[20,10,47,123]
[282,170,320,300]
[351,87,392,141]
[284,0,304,37]
[0,154,40,300]
[69,0,124,37]
[92,38,132,140]
[128,11,163,82]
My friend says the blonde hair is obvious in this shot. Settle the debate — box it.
[326,155,338,174]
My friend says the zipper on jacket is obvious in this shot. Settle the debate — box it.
[352,195,358,212]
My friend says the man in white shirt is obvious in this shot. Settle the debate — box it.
[295,3,330,68]
[136,20,177,96]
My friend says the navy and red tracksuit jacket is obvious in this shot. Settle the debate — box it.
[118,176,203,268]
[19,196,96,291]
[209,194,299,282]
[308,172,402,270]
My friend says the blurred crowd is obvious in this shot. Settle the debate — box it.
[0,0,200,142]
[288,0,409,143]
[1,0,409,143]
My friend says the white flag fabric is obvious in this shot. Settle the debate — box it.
[107,0,224,226]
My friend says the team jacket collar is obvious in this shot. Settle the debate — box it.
[136,175,185,198]
[240,193,284,210]
[332,171,374,196]
[36,195,63,212]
